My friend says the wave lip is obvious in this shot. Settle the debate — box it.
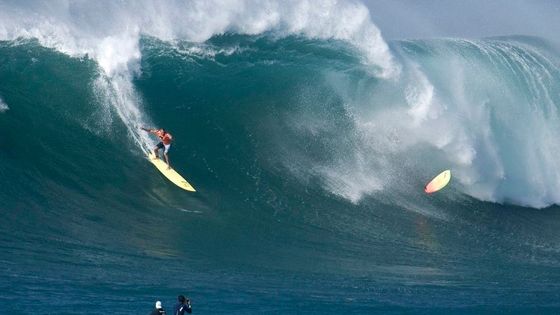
[0,0,398,77]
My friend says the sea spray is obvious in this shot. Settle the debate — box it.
[324,38,560,207]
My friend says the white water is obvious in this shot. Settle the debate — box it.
[315,38,560,208]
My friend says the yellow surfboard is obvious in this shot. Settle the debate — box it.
[424,170,451,194]
[147,152,196,192]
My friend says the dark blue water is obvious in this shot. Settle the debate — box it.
[1,34,560,314]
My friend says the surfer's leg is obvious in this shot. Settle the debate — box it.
[163,144,171,168]
[164,153,170,169]
[154,142,164,159]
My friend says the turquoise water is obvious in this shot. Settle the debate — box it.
[1,34,560,313]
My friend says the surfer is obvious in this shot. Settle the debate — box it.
[174,295,192,314]
[141,127,173,169]
[150,301,166,315]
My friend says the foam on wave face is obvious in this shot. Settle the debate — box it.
[0,97,8,112]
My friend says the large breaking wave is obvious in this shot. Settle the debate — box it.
[3,2,560,313]
[0,1,559,209]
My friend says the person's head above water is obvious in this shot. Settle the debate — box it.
[155,301,162,309]
[178,295,186,303]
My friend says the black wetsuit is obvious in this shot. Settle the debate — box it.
[150,307,166,315]
[174,302,192,314]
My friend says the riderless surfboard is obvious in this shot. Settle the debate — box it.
[425,170,451,194]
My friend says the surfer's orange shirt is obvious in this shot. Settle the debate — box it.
[156,130,172,144]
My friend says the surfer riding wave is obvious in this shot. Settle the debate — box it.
[141,127,173,169]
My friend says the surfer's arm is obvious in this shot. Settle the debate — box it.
[140,127,155,133]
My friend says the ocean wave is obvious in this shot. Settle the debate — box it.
[2,27,560,210]
[0,0,397,77]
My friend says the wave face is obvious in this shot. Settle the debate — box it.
[2,1,560,313]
